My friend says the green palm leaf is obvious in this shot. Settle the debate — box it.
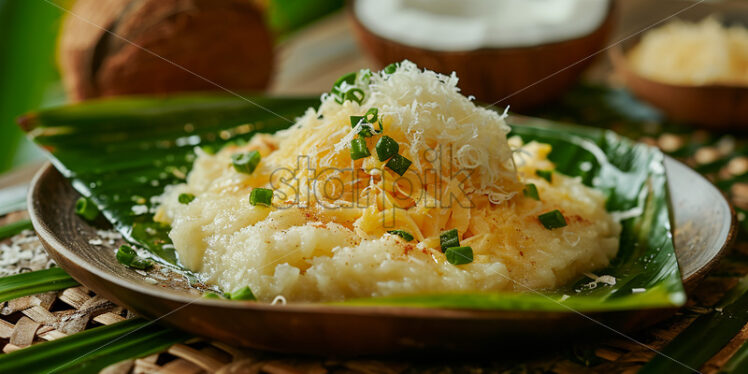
[639,276,748,374]
[19,93,684,311]
[0,317,188,373]
[0,268,77,303]
[722,339,748,374]
[0,218,32,240]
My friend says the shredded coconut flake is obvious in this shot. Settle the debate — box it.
[271,295,287,305]
[584,272,617,286]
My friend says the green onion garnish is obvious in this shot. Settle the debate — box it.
[203,292,222,299]
[178,193,195,204]
[350,115,364,127]
[523,184,540,200]
[439,228,460,252]
[364,107,378,123]
[388,230,414,242]
[445,246,473,265]
[344,88,365,104]
[75,197,99,221]
[232,150,261,175]
[350,115,372,137]
[360,69,372,84]
[385,154,411,176]
[331,72,364,104]
[332,72,356,90]
[116,245,137,266]
[129,257,154,270]
[375,136,399,162]
[229,286,256,301]
[116,245,153,270]
[350,138,371,160]
[538,209,567,229]
[250,188,273,207]
[384,62,398,74]
[536,169,553,182]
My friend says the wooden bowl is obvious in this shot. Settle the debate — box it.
[27,155,735,355]
[348,1,616,110]
[609,3,748,128]
[610,47,748,129]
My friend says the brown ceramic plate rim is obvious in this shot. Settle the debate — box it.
[669,158,737,287]
[28,157,735,317]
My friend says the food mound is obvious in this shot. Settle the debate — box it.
[156,61,621,302]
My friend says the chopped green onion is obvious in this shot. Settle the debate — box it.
[178,193,195,204]
[75,197,99,221]
[116,245,154,270]
[229,286,256,301]
[130,257,154,270]
[360,69,372,84]
[350,115,372,137]
[376,118,384,132]
[375,136,399,162]
[250,188,273,207]
[203,292,222,299]
[116,245,137,266]
[364,107,378,123]
[538,209,567,230]
[384,62,398,74]
[350,138,371,160]
[332,72,356,91]
[445,246,473,265]
[388,230,414,242]
[231,150,261,175]
[536,169,553,182]
[523,184,540,200]
[331,72,361,104]
[344,88,365,104]
[439,228,460,252]
[385,153,411,176]
[350,115,364,127]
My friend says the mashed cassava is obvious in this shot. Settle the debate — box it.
[156,61,621,301]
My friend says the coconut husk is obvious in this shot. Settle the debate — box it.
[58,0,274,101]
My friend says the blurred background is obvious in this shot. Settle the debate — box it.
[0,0,746,178]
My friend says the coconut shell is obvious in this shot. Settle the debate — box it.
[348,1,615,111]
[58,0,274,101]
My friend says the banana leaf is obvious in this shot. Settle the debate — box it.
[20,92,685,312]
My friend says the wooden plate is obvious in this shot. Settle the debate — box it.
[28,157,735,355]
